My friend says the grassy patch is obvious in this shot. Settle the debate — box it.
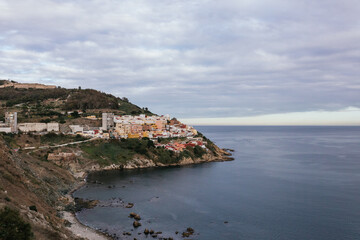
[81,138,182,166]
[81,140,135,166]
[40,133,86,145]
[80,137,212,167]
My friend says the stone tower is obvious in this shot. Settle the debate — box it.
[5,112,17,133]
[101,113,114,131]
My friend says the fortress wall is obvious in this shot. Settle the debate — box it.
[0,83,56,89]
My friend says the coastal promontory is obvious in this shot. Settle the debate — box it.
[0,81,232,239]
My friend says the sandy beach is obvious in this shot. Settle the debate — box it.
[62,211,109,240]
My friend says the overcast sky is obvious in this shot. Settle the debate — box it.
[1,0,359,125]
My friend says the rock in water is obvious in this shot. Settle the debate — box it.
[126,202,134,208]
[133,221,141,228]
[182,227,195,237]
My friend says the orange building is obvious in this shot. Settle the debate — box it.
[155,120,165,130]
[131,124,143,134]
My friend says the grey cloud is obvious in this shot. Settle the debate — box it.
[0,0,360,118]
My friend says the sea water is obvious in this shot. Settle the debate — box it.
[74,126,360,240]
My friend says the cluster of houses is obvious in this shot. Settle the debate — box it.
[156,138,206,152]
[0,112,203,152]
[71,113,199,139]
[109,113,198,139]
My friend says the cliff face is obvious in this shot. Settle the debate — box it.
[88,148,232,172]
[124,144,232,169]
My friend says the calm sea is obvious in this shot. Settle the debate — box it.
[74,126,360,240]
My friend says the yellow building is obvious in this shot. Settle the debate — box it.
[128,133,140,138]
[85,115,97,120]
[191,128,198,135]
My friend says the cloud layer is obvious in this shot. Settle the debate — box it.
[1,0,359,121]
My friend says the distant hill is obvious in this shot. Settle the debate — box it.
[0,83,153,122]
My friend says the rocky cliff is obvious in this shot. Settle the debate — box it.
[0,133,233,239]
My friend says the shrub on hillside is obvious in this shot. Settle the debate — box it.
[0,207,33,240]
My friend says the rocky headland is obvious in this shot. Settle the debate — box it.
[0,83,233,239]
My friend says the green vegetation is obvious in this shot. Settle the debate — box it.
[0,207,33,240]
[81,138,159,166]
[193,145,207,158]
[157,137,187,144]
[1,133,18,148]
[0,88,69,107]
[40,133,86,145]
[81,138,209,166]
[155,147,178,164]
[82,140,135,166]
[177,149,193,161]
[82,139,156,165]
[64,89,120,110]
[0,87,153,119]
[195,132,217,155]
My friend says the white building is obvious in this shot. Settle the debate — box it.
[0,126,12,133]
[18,122,59,133]
[47,123,60,132]
[18,123,47,132]
[69,125,84,134]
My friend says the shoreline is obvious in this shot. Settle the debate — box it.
[63,151,234,239]
[64,180,113,240]
[62,211,110,240]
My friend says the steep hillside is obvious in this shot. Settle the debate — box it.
[0,136,80,239]
[0,132,232,239]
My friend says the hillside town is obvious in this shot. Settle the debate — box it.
[0,112,205,152]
